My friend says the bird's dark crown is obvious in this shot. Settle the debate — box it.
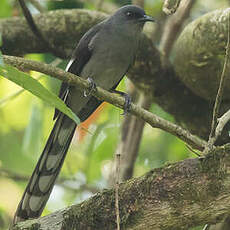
[112,5,146,22]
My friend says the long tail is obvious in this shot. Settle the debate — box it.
[13,114,76,224]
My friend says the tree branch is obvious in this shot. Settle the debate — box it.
[2,55,206,150]
[163,0,182,15]
[18,0,63,57]
[1,8,230,143]
[0,9,107,58]
[160,0,195,59]
[12,144,230,230]
[0,168,99,194]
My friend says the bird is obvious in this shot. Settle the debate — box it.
[13,4,154,224]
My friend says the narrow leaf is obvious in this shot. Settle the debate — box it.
[0,64,80,124]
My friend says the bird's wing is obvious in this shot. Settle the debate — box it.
[54,21,105,120]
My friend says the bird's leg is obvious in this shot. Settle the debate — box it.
[84,77,97,97]
[110,89,132,115]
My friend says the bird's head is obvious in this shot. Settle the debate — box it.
[109,5,155,32]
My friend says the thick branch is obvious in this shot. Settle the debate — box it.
[173,8,230,101]
[2,55,206,150]
[0,9,107,58]
[12,144,230,230]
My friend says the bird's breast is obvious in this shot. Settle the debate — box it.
[81,34,137,90]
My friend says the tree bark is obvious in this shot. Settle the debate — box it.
[11,144,230,230]
[0,9,107,58]
[173,8,230,101]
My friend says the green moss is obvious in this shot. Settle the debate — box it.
[172,8,230,100]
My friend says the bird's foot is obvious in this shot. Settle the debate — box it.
[111,89,131,115]
[84,77,96,97]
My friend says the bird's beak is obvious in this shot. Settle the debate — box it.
[139,15,155,22]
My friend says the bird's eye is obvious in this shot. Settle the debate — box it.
[126,11,133,17]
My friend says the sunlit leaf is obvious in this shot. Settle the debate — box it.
[0,88,24,107]
[0,64,80,124]
[0,76,43,107]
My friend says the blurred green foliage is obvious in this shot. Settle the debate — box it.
[47,0,84,10]
[0,0,228,229]
[0,64,80,125]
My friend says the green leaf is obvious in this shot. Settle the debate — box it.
[0,64,80,124]
[0,75,43,107]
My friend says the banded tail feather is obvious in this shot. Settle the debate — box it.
[13,114,76,224]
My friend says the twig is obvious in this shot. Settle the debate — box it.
[18,0,64,58]
[160,0,195,59]
[210,12,230,139]
[202,224,210,230]
[2,55,207,150]
[119,92,151,181]
[107,81,139,186]
[163,0,182,15]
[215,110,230,139]
[115,152,121,230]
[18,0,46,45]
[57,180,100,194]
[204,12,230,154]
[0,168,28,181]
[0,167,99,193]
[186,144,201,157]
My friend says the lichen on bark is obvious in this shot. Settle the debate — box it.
[11,144,230,230]
[173,8,230,101]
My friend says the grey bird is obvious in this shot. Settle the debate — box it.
[13,4,154,224]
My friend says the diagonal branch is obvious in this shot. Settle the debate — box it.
[160,0,195,59]
[11,144,230,230]
[18,0,64,57]
[163,0,182,15]
[2,55,207,150]
[0,8,225,143]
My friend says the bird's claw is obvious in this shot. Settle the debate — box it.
[84,77,96,97]
[111,89,131,115]
[121,93,131,115]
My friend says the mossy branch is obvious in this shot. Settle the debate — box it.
[12,144,230,230]
[3,55,206,150]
